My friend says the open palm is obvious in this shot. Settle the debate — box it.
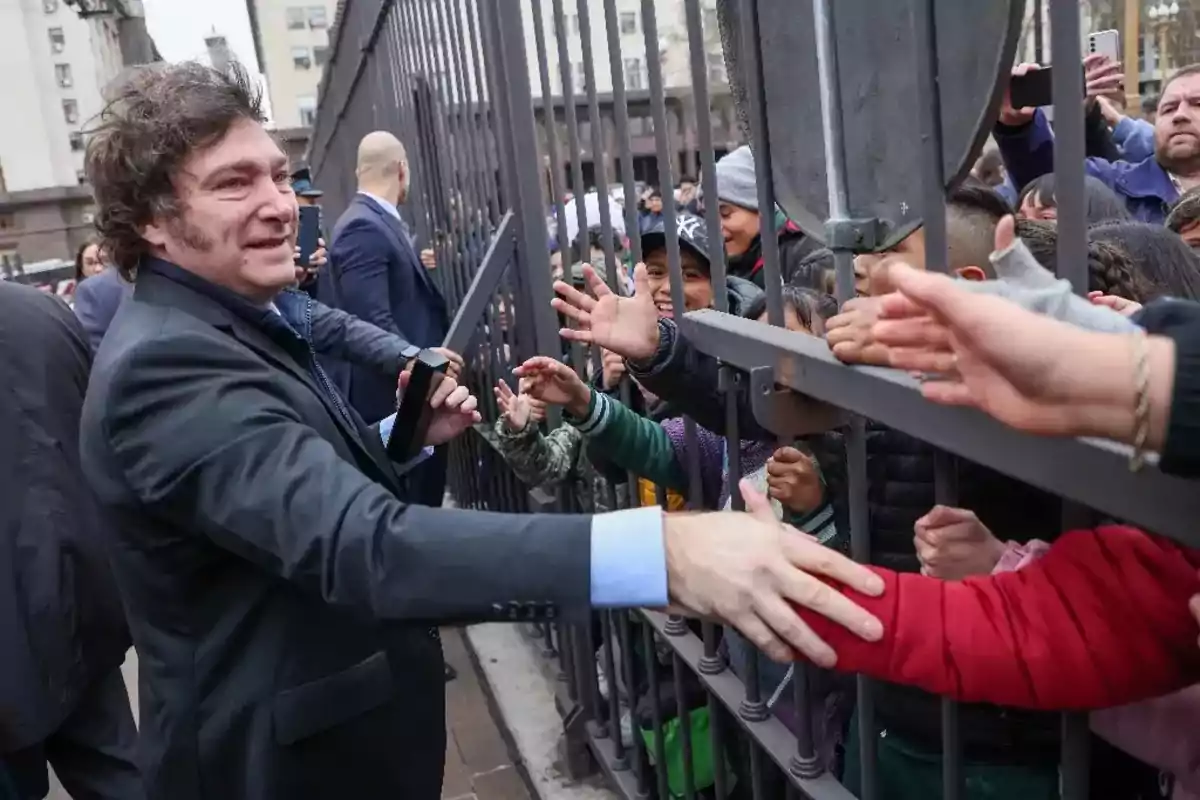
[494,380,530,430]
[551,263,660,361]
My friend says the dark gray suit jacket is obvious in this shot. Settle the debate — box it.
[0,284,130,753]
[79,259,591,800]
[73,267,131,351]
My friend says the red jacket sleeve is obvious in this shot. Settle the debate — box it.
[800,526,1200,710]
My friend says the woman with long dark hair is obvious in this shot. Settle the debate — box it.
[73,239,104,284]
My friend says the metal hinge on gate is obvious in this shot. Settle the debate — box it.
[747,366,847,438]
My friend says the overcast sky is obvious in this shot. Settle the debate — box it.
[141,0,275,117]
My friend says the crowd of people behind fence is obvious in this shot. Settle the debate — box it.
[4,42,1200,800]
[480,50,1200,800]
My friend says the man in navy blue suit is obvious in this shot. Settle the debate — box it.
[322,131,453,511]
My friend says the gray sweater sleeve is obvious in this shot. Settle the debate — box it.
[956,238,1140,334]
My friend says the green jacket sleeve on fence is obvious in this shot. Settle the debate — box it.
[568,389,688,494]
[493,416,583,490]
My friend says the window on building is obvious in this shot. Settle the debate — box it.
[313,45,330,67]
[55,63,72,88]
[69,132,85,152]
[619,11,637,34]
[48,27,65,53]
[298,95,317,127]
[77,170,88,186]
[573,62,586,94]
[292,46,312,69]
[286,7,306,29]
[707,51,726,84]
[62,99,78,124]
[0,214,14,231]
[43,0,58,13]
[624,57,643,91]
[308,6,327,28]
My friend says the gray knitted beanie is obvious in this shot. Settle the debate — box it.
[715,145,758,211]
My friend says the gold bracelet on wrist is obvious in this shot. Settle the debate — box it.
[1129,330,1151,472]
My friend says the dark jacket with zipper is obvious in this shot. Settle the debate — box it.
[628,317,1069,761]
[727,211,822,290]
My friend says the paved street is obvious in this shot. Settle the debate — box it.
[49,628,530,800]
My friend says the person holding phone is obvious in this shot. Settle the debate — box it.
[995,53,1200,224]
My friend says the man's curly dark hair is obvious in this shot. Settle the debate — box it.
[84,61,266,279]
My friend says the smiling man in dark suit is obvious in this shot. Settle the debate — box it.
[76,61,884,800]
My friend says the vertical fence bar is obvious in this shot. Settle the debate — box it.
[421,0,464,310]
[1033,0,1044,63]
[909,0,964,795]
[575,0,619,283]
[462,0,502,226]
[550,0,589,250]
[741,0,782,322]
[683,0,728,311]
[1048,1,1091,796]
[670,652,698,800]
[602,0,644,267]
[436,0,485,311]
[682,1,732,794]
[488,0,561,369]
[640,0,707,697]
[619,613,651,794]
[439,0,489,244]
[415,0,462,299]
[810,0,876,796]
[641,625,671,800]
[531,0,571,275]
[601,612,628,770]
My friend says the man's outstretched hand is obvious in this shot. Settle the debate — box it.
[552,263,660,361]
[663,479,884,666]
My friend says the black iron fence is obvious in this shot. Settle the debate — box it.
[309,1,1197,798]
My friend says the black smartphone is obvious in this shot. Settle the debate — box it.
[296,205,321,268]
[385,349,450,463]
[1009,68,1054,109]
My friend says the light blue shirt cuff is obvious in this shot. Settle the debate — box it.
[378,413,433,475]
[589,506,667,608]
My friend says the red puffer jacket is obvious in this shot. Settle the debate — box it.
[798,525,1200,710]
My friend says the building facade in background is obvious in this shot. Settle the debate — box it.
[522,0,740,190]
[0,0,159,272]
[245,0,337,132]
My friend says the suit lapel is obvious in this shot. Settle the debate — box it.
[135,267,400,490]
[227,318,400,486]
[359,196,442,299]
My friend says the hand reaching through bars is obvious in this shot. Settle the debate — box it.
[552,263,661,361]
[826,296,890,366]
[871,264,1174,447]
[765,446,824,514]
[664,478,885,667]
[513,356,592,419]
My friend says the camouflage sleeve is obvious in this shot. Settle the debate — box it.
[493,417,583,489]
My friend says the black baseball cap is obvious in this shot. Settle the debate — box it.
[640,212,711,268]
